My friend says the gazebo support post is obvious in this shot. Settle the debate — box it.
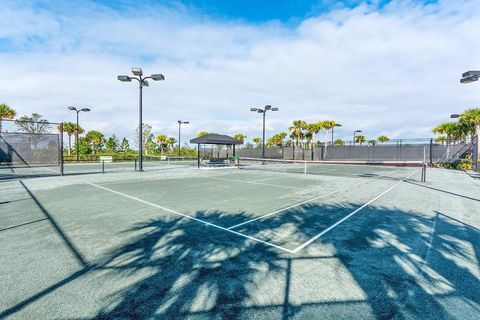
[197,144,200,168]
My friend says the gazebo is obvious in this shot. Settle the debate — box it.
[190,134,243,168]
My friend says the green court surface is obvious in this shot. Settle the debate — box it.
[1,163,479,319]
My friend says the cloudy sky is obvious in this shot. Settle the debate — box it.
[1,0,480,145]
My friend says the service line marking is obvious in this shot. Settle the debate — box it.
[203,176,304,190]
[87,182,295,253]
[227,169,403,230]
[291,170,418,253]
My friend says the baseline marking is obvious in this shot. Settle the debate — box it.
[292,170,418,253]
[87,182,295,253]
[227,169,403,230]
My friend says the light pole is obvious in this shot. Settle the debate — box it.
[67,106,90,162]
[177,120,189,156]
[118,67,165,171]
[353,130,362,145]
[332,123,342,146]
[250,105,278,159]
[460,70,480,171]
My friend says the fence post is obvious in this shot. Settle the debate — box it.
[429,138,433,165]
[60,122,64,176]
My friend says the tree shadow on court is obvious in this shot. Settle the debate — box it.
[90,203,480,320]
[93,211,288,319]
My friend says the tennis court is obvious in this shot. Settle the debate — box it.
[1,160,479,319]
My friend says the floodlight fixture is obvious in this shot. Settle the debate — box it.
[132,67,143,76]
[450,114,460,119]
[354,130,362,133]
[117,75,132,82]
[250,108,258,112]
[257,110,264,113]
[462,71,480,77]
[265,105,272,110]
[460,76,478,84]
[142,80,149,87]
[271,107,279,111]
[68,106,76,111]
[151,74,165,81]
[335,123,342,127]
[80,108,90,112]
[460,70,480,84]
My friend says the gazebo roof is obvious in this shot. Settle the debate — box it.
[190,134,243,145]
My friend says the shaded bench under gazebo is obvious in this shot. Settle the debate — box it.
[190,134,243,168]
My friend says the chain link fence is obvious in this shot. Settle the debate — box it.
[0,119,63,168]
[237,138,468,164]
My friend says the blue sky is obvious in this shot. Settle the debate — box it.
[0,0,479,144]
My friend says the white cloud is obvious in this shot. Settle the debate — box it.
[1,0,480,145]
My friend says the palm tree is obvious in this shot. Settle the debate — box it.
[377,135,390,144]
[85,130,105,155]
[460,108,480,162]
[0,103,16,132]
[333,139,344,146]
[432,122,456,158]
[288,120,307,147]
[368,139,377,146]
[355,135,366,145]
[322,120,336,157]
[252,137,262,148]
[59,122,84,156]
[435,136,446,145]
[305,122,322,149]
[267,132,287,147]
[156,134,168,152]
[167,137,177,149]
[233,134,247,142]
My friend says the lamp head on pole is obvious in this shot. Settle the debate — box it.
[131,67,143,76]
[80,108,90,112]
[68,106,77,111]
[450,114,460,119]
[117,75,132,82]
[151,74,165,81]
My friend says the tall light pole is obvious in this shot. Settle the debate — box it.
[118,67,165,171]
[250,105,278,159]
[67,106,90,163]
[332,123,342,146]
[353,130,362,145]
[177,120,189,156]
[460,70,480,171]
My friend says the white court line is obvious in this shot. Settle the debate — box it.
[422,213,439,267]
[41,167,59,173]
[204,176,304,190]
[291,170,418,253]
[87,182,295,253]
[227,169,403,230]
